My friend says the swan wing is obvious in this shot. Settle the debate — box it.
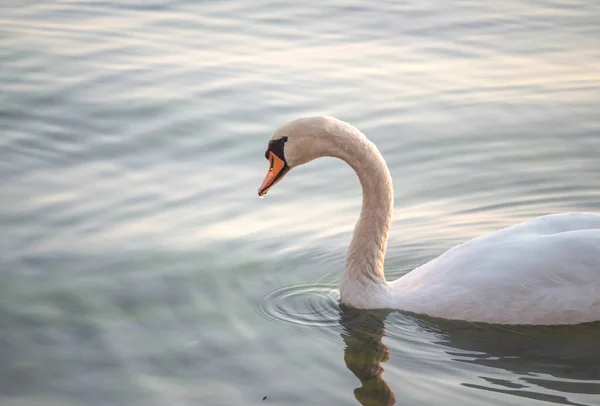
[391,213,600,324]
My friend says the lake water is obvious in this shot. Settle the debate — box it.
[2,1,600,405]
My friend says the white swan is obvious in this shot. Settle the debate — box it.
[258,116,600,325]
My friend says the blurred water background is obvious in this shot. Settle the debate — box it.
[1,1,600,405]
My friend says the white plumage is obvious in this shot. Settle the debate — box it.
[259,116,600,325]
[389,213,600,324]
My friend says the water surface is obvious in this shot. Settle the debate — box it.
[1,1,600,405]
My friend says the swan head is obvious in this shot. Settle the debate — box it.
[258,116,351,197]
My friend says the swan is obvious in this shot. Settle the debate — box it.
[257,116,600,325]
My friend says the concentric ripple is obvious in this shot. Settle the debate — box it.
[255,283,341,328]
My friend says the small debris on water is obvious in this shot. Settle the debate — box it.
[262,396,267,401]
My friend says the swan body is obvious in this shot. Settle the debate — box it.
[258,116,600,325]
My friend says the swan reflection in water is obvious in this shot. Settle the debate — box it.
[339,307,395,406]
[339,307,600,406]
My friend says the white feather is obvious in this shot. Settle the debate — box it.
[266,116,600,325]
[389,214,600,324]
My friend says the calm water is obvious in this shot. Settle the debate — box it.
[2,1,600,405]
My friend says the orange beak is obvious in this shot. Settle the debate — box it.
[258,151,290,197]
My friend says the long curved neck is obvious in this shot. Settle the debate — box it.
[327,122,393,306]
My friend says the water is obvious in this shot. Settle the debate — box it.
[1,1,600,405]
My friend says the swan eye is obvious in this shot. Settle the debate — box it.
[266,136,289,161]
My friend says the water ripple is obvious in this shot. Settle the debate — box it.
[254,283,341,328]
[2,0,600,405]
